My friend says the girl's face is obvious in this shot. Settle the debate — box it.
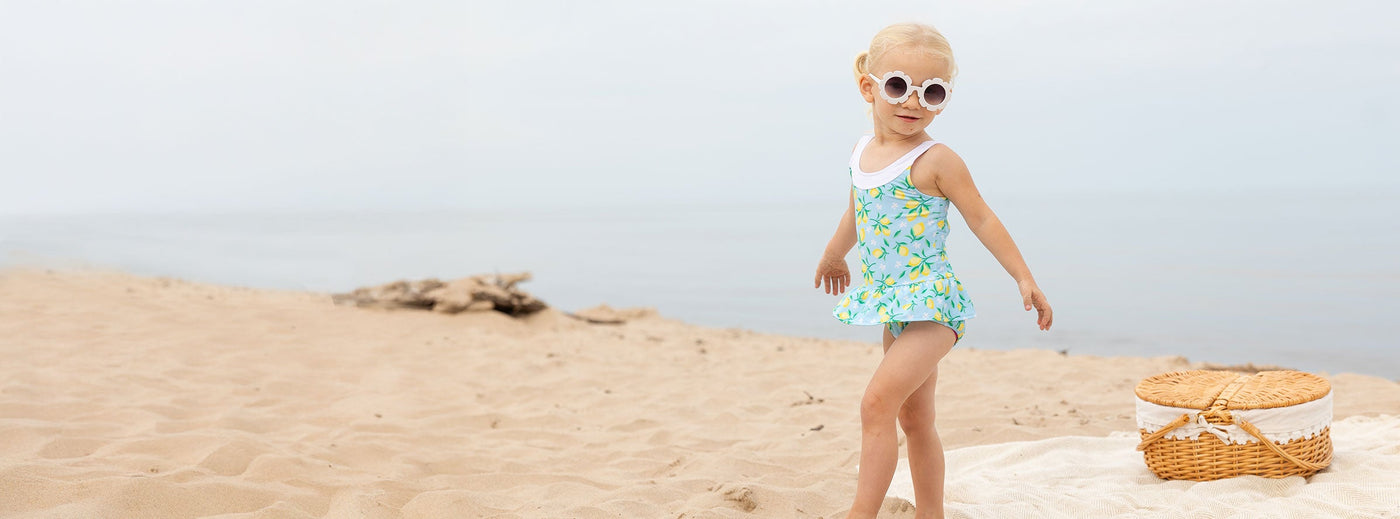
[859,48,950,137]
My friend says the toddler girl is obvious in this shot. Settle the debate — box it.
[812,22,1055,519]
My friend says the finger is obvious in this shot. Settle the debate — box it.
[824,276,831,294]
[813,272,820,289]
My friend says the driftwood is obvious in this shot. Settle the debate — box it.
[567,304,657,325]
[331,272,547,316]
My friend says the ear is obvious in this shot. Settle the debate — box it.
[858,76,875,104]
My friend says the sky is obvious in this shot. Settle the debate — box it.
[1,0,1397,214]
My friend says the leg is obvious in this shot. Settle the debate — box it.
[846,321,957,519]
[898,319,963,518]
[899,354,947,519]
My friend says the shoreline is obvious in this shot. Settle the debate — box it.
[4,267,1398,517]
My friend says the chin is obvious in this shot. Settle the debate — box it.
[893,123,929,135]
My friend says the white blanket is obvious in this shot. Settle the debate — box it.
[882,414,1400,518]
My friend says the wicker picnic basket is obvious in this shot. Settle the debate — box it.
[1134,370,1333,481]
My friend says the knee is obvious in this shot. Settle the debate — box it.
[859,390,899,423]
[898,404,935,433]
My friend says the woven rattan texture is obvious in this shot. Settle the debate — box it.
[1135,370,1333,480]
[1135,370,1331,410]
[1137,426,1334,480]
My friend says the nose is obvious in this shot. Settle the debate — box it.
[901,92,923,111]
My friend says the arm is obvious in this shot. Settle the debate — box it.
[914,146,1054,330]
[932,150,1033,284]
[825,188,857,259]
[814,189,856,295]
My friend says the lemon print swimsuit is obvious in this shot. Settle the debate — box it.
[833,135,976,343]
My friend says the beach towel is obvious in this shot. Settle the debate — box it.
[880,414,1400,518]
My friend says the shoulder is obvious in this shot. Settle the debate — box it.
[910,142,970,194]
[914,142,966,174]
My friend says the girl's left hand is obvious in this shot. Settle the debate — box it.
[1019,280,1053,331]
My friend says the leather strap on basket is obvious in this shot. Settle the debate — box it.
[1135,413,1193,450]
[1135,374,1326,472]
[1135,412,1324,471]
[1235,418,1326,471]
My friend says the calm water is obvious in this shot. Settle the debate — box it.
[3,187,1397,379]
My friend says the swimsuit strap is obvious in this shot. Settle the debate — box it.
[850,136,940,188]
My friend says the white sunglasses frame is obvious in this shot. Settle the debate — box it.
[867,71,952,112]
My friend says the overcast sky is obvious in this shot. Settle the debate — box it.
[2,0,1396,214]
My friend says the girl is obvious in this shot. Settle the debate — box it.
[812,23,1054,519]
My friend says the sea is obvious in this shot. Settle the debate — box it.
[3,186,1397,379]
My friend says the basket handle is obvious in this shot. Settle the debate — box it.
[1135,413,1192,451]
[1136,413,1326,472]
[1235,418,1326,472]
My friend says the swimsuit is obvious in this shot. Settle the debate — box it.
[832,135,977,343]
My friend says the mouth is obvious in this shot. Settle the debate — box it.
[896,115,919,122]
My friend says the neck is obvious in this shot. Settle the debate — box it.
[869,122,929,146]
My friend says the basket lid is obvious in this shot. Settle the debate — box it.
[1134,370,1330,410]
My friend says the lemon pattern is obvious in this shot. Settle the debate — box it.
[833,137,976,343]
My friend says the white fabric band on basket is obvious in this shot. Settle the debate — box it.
[1135,391,1333,445]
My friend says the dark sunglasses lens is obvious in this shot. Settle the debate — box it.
[883,77,908,99]
[923,84,947,106]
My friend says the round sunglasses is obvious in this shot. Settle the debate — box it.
[867,71,951,111]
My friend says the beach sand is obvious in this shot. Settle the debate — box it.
[2,269,1397,518]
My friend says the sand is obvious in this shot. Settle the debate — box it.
[2,268,1397,518]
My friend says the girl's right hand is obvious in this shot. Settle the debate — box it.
[814,253,851,295]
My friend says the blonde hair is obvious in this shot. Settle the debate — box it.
[853,23,957,84]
